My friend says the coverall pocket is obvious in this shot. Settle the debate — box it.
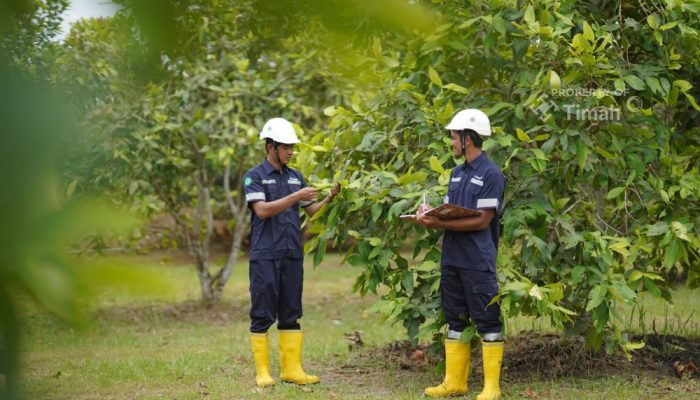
[264,184,280,200]
[466,183,482,195]
[472,281,499,295]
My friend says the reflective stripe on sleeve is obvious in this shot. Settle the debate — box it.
[476,198,498,208]
[246,192,265,201]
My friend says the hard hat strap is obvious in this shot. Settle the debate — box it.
[273,141,282,166]
[460,132,467,158]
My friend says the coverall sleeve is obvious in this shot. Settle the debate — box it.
[475,171,505,214]
[244,171,265,208]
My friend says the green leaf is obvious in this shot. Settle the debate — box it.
[524,5,536,26]
[516,128,530,142]
[623,341,645,351]
[646,222,669,236]
[671,221,690,241]
[683,93,700,111]
[346,254,364,267]
[554,11,574,26]
[323,106,338,116]
[647,14,658,29]
[528,284,544,300]
[548,70,561,89]
[673,80,693,92]
[623,75,646,90]
[492,16,508,34]
[428,66,443,87]
[628,271,644,282]
[582,21,594,42]
[459,326,477,343]
[606,187,625,200]
[576,140,588,170]
[347,230,362,239]
[371,203,382,222]
[612,283,636,302]
[593,146,615,160]
[614,78,625,93]
[645,77,663,94]
[654,31,663,46]
[663,238,680,268]
[486,102,513,116]
[644,278,662,298]
[659,21,678,31]
[532,148,547,160]
[428,156,444,174]
[66,180,78,197]
[314,239,327,267]
[443,83,468,94]
[586,285,607,311]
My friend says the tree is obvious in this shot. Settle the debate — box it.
[303,0,700,352]
[0,0,68,77]
[52,0,700,351]
[54,1,345,304]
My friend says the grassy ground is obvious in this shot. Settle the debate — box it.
[16,253,700,399]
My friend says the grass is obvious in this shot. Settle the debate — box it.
[503,286,700,337]
[15,253,700,399]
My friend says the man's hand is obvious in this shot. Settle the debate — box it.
[416,204,440,228]
[296,187,319,203]
[302,183,340,217]
[326,183,341,202]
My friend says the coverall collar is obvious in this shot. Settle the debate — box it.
[464,152,488,170]
[262,158,288,175]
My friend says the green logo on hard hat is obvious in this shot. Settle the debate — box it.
[244,177,252,186]
[470,117,476,122]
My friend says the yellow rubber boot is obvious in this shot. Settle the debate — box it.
[278,330,320,385]
[476,341,504,400]
[250,333,275,387]
[424,339,470,397]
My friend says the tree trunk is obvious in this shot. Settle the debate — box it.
[210,161,249,301]
[212,208,247,300]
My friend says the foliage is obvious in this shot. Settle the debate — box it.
[54,1,348,303]
[0,0,68,77]
[302,0,700,352]
[46,0,700,352]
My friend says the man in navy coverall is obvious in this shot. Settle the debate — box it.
[416,109,506,399]
[243,117,340,388]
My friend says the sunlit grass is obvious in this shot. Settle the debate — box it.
[17,252,700,399]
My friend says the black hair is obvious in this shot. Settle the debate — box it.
[265,138,274,152]
[461,129,483,148]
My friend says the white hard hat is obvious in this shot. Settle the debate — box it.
[259,117,300,144]
[445,109,492,136]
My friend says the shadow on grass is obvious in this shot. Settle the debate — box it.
[92,298,250,326]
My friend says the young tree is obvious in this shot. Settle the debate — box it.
[55,2,344,304]
[303,0,700,351]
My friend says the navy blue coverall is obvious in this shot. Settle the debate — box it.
[441,152,505,335]
[244,159,311,333]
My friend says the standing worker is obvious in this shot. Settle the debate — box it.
[415,109,506,399]
[243,117,340,388]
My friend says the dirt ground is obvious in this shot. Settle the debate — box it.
[354,332,700,382]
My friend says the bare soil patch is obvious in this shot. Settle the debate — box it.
[352,332,700,381]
